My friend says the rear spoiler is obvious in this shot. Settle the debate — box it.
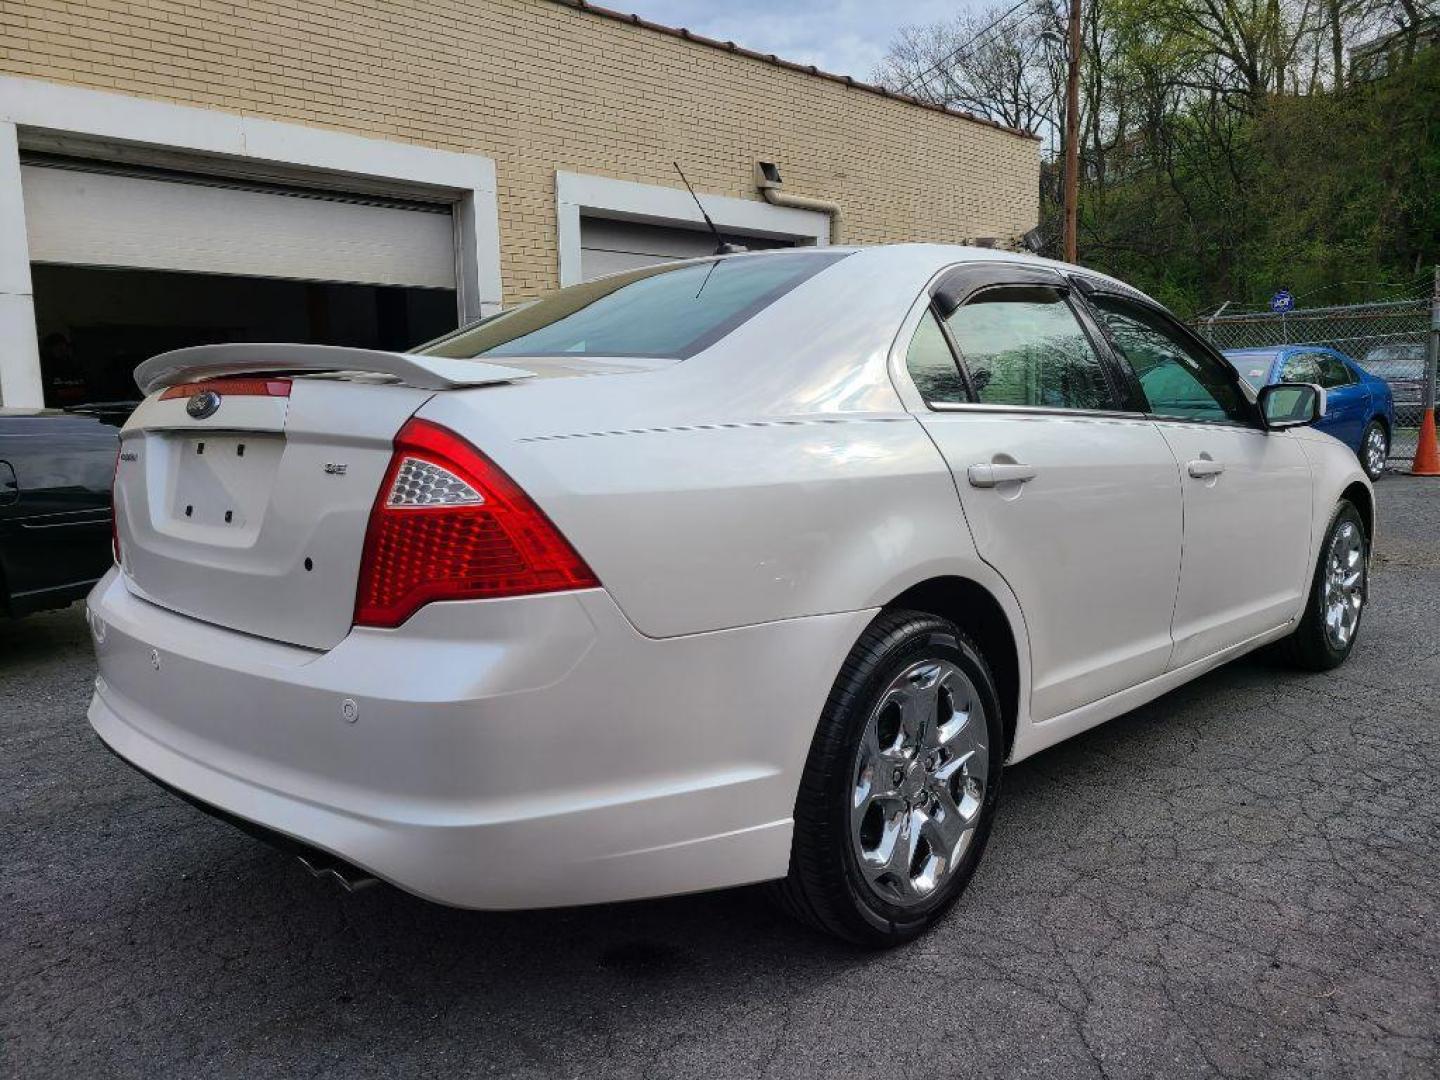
[134,343,535,395]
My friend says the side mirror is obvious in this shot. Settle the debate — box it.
[1259,382,1326,430]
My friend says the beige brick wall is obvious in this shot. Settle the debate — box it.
[0,0,1040,302]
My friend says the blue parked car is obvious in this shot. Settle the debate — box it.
[1225,346,1395,480]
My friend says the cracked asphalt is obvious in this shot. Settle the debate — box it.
[4,478,1437,1079]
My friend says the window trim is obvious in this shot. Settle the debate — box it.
[932,260,1067,317]
[1074,282,1265,430]
[927,400,1149,420]
[927,301,979,402]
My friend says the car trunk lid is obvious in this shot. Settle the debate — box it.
[114,346,536,650]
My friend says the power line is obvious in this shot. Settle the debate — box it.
[895,0,1040,96]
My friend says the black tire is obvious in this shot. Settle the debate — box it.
[1279,500,1368,671]
[1360,420,1388,481]
[771,609,1004,947]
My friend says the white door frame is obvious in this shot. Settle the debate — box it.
[0,75,503,407]
[555,171,829,287]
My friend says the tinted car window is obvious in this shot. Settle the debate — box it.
[424,252,848,361]
[1090,296,1248,423]
[905,309,968,404]
[1313,353,1354,388]
[943,287,1114,411]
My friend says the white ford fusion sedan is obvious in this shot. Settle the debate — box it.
[89,245,1371,945]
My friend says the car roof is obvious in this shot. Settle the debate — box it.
[716,243,1162,305]
[1221,345,1354,363]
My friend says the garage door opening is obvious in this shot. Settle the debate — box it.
[20,157,463,406]
[32,265,457,406]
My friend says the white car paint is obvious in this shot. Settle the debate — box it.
[88,244,1372,910]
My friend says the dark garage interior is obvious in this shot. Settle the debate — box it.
[31,264,458,407]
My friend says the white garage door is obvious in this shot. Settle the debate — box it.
[579,217,791,281]
[20,162,456,288]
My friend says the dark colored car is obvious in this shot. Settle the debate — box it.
[1225,345,1396,480]
[1359,344,1427,427]
[0,405,123,616]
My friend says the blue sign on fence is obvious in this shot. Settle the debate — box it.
[1270,290,1295,313]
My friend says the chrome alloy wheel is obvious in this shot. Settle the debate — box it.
[1322,519,1366,651]
[850,658,989,908]
[1364,425,1388,478]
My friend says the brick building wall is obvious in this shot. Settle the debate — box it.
[0,0,1040,302]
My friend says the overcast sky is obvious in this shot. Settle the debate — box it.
[609,0,982,82]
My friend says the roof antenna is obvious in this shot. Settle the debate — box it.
[673,162,746,256]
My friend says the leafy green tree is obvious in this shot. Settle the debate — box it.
[875,0,1439,315]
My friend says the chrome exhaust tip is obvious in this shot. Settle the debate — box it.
[296,852,380,893]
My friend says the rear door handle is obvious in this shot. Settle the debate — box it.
[1187,459,1225,479]
[967,463,1038,488]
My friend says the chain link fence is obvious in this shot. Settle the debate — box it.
[1196,282,1437,463]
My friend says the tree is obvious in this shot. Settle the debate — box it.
[872,2,1065,138]
[873,0,1439,314]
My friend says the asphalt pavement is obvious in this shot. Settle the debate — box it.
[4,477,1437,1079]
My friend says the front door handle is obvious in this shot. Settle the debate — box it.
[967,463,1038,488]
[1187,459,1225,479]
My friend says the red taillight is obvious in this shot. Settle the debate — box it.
[353,419,599,628]
[160,378,291,400]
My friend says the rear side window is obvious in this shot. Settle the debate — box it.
[943,287,1115,411]
[1280,353,1322,384]
[424,251,847,361]
[905,309,968,403]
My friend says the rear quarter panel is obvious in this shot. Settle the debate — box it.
[485,417,985,638]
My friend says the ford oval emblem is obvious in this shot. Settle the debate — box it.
[186,389,221,420]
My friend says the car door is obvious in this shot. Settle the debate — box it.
[0,413,116,613]
[1084,292,1313,669]
[904,264,1184,722]
[1288,350,1368,447]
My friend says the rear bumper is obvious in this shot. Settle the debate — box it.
[85,569,872,909]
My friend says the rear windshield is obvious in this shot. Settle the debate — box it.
[424,251,848,361]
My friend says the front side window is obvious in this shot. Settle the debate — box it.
[1313,353,1354,388]
[905,309,968,403]
[1091,296,1249,423]
[942,287,1115,411]
[423,251,848,361]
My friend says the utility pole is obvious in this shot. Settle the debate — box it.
[1063,0,1082,263]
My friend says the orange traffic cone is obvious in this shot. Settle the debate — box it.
[1412,409,1440,476]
